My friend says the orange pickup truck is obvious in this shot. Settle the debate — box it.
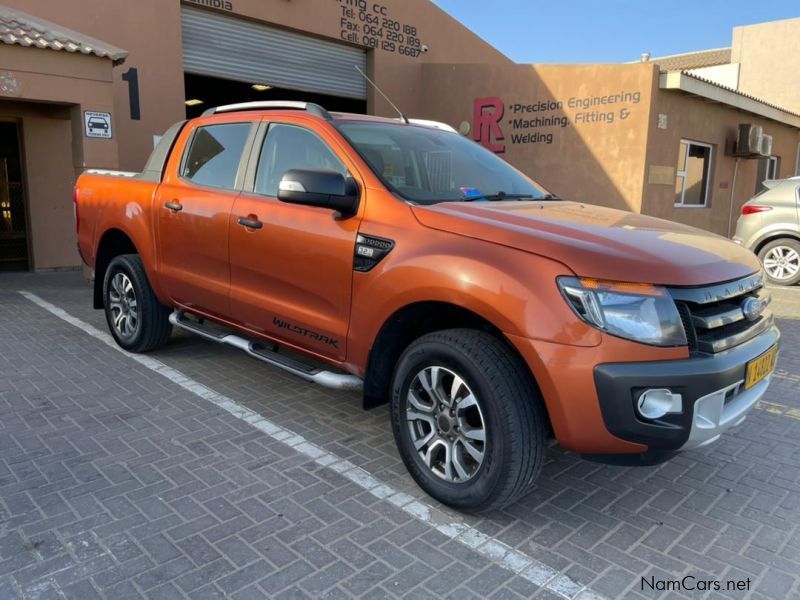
[75,101,780,511]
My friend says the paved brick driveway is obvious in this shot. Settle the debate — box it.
[1,272,799,599]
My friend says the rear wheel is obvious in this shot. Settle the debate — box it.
[390,329,546,512]
[759,238,800,286]
[103,254,172,352]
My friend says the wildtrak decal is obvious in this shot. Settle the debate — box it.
[273,317,339,348]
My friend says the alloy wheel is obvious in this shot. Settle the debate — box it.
[406,366,486,483]
[763,245,800,280]
[108,272,139,337]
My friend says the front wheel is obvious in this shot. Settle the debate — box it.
[103,254,172,352]
[758,238,800,286]
[390,329,546,512]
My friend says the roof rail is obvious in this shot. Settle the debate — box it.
[403,118,458,133]
[202,101,331,120]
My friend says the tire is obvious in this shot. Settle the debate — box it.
[758,238,800,286]
[103,254,172,352]
[390,328,546,512]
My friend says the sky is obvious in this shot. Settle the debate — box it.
[431,1,800,64]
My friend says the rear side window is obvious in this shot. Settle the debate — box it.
[255,123,347,197]
[181,123,251,189]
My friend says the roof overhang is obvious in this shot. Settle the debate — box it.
[659,70,800,129]
[0,6,128,65]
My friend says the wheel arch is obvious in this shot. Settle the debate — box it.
[362,300,546,426]
[753,231,800,255]
[93,228,139,309]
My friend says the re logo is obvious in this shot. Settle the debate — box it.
[472,97,505,154]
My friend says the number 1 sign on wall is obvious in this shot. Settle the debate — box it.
[122,67,141,121]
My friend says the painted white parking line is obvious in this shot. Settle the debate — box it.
[18,291,605,600]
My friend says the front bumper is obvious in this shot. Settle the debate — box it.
[592,325,780,456]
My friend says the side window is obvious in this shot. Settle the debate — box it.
[755,156,781,194]
[181,123,251,189]
[674,140,713,207]
[255,124,347,197]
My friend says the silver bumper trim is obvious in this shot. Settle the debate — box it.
[682,375,771,449]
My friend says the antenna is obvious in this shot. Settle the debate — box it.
[354,65,409,124]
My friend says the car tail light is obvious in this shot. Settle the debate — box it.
[742,205,772,215]
[73,187,80,234]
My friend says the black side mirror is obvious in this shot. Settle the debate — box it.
[277,169,359,216]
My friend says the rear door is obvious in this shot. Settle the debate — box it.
[155,117,257,318]
[227,118,364,361]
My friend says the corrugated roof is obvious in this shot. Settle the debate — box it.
[649,47,731,71]
[0,5,127,64]
[677,70,800,119]
[660,70,800,128]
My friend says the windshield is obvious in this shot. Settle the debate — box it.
[336,121,550,204]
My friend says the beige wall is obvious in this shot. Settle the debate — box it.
[7,0,509,171]
[0,102,78,269]
[3,0,799,271]
[643,88,800,237]
[687,63,740,89]
[222,0,510,117]
[732,17,800,115]
[0,44,119,268]
[418,63,658,212]
[3,0,186,172]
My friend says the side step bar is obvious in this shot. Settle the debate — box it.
[169,311,363,391]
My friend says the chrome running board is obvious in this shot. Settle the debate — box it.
[169,311,363,391]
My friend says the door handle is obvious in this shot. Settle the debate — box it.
[164,200,183,212]
[237,216,263,230]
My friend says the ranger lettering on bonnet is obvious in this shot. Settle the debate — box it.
[74,100,779,511]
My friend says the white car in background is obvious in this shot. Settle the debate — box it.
[734,177,800,286]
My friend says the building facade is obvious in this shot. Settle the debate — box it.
[1,0,798,270]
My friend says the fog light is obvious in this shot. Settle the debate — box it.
[637,389,682,420]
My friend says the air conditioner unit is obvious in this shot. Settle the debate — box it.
[736,123,762,156]
[760,134,773,157]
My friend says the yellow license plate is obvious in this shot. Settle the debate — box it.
[745,345,778,389]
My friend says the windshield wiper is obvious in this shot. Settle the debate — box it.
[463,192,535,202]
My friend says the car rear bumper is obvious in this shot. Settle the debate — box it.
[590,325,779,458]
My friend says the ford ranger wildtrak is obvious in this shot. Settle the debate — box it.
[74,101,780,511]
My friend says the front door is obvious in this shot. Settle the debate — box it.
[0,122,28,270]
[155,118,255,318]
[228,120,363,361]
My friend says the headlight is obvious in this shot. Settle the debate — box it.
[557,277,687,347]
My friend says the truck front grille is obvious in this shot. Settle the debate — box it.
[669,273,773,354]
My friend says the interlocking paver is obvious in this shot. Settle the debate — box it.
[2,273,800,599]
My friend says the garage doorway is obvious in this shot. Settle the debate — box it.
[181,6,367,118]
[0,121,28,271]
[184,73,366,118]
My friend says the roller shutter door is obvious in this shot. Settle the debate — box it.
[181,6,367,99]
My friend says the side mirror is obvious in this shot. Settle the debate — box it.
[277,169,359,216]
